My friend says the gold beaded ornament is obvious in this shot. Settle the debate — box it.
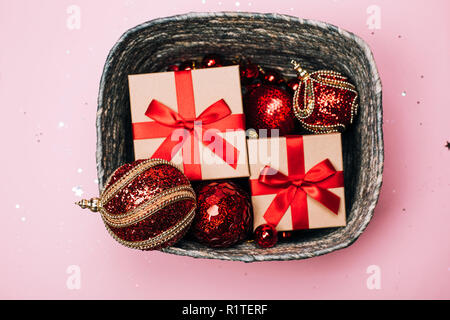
[291,60,359,133]
[77,158,196,251]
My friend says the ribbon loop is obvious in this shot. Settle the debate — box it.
[145,99,232,131]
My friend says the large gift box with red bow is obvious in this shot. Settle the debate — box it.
[128,66,250,180]
[248,133,346,231]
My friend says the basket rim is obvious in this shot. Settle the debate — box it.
[96,11,384,262]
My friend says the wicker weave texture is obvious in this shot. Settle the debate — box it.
[96,12,383,262]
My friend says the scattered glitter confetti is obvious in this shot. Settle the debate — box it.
[417,101,420,104]
[58,121,65,128]
[15,204,20,209]
[445,141,450,150]
[72,186,84,197]
[66,50,70,54]
[401,91,406,96]
[202,0,206,3]
[235,1,240,6]
[77,168,83,173]
[35,132,43,143]
[94,179,99,184]
[21,217,26,222]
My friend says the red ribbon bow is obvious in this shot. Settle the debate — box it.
[250,136,344,230]
[132,70,245,180]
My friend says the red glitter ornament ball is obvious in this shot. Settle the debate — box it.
[77,159,196,250]
[292,62,358,133]
[166,64,179,72]
[192,181,252,248]
[179,60,196,71]
[201,54,222,68]
[254,224,278,248]
[243,84,296,136]
[240,62,260,82]
[262,69,284,85]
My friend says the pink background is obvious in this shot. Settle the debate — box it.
[1,0,449,299]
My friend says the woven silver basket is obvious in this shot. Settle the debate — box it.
[96,12,383,262]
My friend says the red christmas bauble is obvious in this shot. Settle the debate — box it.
[292,62,358,133]
[240,62,260,82]
[262,69,284,85]
[254,224,278,248]
[201,54,222,68]
[179,60,196,71]
[191,181,252,248]
[166,64,179,72]
[243,84,296,136]
[77,159,196,250]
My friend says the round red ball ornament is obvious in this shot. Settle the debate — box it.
[166,64,179,72]
[243,84,296,136]
[262,69,284,85]
[201,54,222,68]
[254,224,278,248]
[240,62,260,82]
[291,60,359,133]
[191,181,252,248]
[76,159,196,250]
[179,60,197,71]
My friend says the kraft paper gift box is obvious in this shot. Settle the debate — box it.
[128,65,250,180]
[248,133,346,231]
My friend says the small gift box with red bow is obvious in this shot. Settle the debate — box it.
[248,133,346,231]
[128,66,250,180]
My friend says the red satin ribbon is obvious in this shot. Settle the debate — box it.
[249,136,344,230]
[131,70,244,180]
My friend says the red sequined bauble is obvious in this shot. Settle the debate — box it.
[254,224,278,248]
[78,159,196,250]
[192,181,252,248]
[292,62,358,133]
[243,84,296,136]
